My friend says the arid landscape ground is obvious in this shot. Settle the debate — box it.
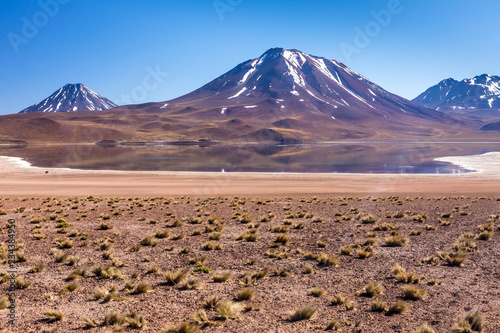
[0,156,498,333]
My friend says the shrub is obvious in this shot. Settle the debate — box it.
[44,309,64,322]
[202,295,220,309]
[445,251,468,267]
[452,309,484,332]
[202,241,222,251]
[385,235,409,247]
[160,322,199,333]
[290,305,317,321]
[140,236,158,247]
[359,282,384,297]
[370,300,388,312]
[15,276,31,289]
[29,263,45,273]
[213,273,232,283]
[316,252,339,266]
[310,288,326,297]
[236,288,255,301]
[387,300,408,315]
[360,214,378,224]
[180,277,201,290]
[402,286,427,300]
[165,268,190,285]
[326,320,341,330]
[126,311,146,329]
[414,323,436,333]
[216,300,243,320]
[132,283,151,295]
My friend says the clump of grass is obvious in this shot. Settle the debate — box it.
[155,230,170,239]
[202,241,222,251]
[340,244,352,255]
[99,222,113,230]
[360,214,378,224]
[160,321,199,333]
[0,296,10,310]
[29,263,45,273]
[202,295,220,309]
[193,266,211,274]
[213,272,232,283]
[165,268,190,285]
[330,294,346,305]
[59,283,78,295]
[44,309,64,322]
[316,252,339,266]
[188,254,207,266]
[444,251,468,267]
[357,246,374,259]
[140,236,158,247]
[92,265,123,279]
[385,235,409,247]
[66,268,86,281]
[81,316,99,328]
[180,277,201,290]
[103,311,126,326]
[289,305,317,322]
[273,234,290,246]
[15,276,31,289]
[316,241,327,248]
[414,322,436,333]
[359,282,384,297]
[216,300,243,320]
[310,288,326,297]
[326,319,341,330]
[132,283,151,295]
[55,238,73,249]
[402,285,427,300]
[236,288,255,301]
[370,300,388,312]
[304,264,314,274]
[126,311,146,329]
[452,308,483,332]
[387,300,408,315]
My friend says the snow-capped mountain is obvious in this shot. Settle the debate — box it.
[165,47,445,122]
[19,83,117,113]
[102,47,468,142]
[412,74,500,122]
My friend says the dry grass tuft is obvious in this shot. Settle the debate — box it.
[216,300,243,320]
[402,285,427,300]
[165,268,190,285]
[289,305,317,321]
[452,309,483,332]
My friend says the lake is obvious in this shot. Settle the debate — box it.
[1,142,499,174]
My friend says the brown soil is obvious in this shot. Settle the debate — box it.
[0,195,499,332]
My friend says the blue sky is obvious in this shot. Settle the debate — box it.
[1,0,499,115]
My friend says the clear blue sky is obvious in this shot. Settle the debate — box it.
[1,0,499,115]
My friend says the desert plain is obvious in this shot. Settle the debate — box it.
[0,154,498,332]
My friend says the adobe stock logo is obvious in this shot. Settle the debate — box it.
[213,0,243,21]
[340,0,411,63]
[115,65,169,105]
[7,0,70,54]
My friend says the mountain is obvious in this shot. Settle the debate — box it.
[19,83,117,113]
[412,74,500,122]
[0,48,490,143]
[105,47,469,143]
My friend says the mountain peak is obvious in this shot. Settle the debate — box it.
[19,83,117,113]
[413,74,500,117]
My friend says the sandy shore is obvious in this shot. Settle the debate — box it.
[0,153,499,197]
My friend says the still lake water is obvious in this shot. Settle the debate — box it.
[1,142,499,174]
